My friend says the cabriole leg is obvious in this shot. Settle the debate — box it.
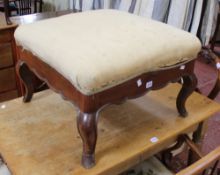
[176,74,197,117]
[16,61,34,102]
[77,111,98,169]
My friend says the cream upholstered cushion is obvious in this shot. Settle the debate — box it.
[14,10,201,95]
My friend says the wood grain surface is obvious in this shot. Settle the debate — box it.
[0,83,219,175]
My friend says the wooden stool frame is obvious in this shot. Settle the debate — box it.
[16,46,197,168]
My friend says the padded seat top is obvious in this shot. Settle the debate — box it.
[14,10,201,95]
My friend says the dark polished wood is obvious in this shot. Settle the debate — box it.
[3,0,12,24]
[207,51,220,99]
[16,61,34,102]
[176,74,197,117]
[10,10,73,25]
[199,47,220,99]
[16,47,197,114]
[162,136,185,169]
[77,112,97,169]
[16,46,197,168]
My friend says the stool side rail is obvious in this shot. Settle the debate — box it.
[16,46,198,168]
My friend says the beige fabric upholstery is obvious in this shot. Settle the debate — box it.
[14,10,201,95]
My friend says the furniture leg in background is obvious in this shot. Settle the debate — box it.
[3,0,12,24]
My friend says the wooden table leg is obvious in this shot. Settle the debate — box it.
[161,136,185,169]
[188,122,204,165]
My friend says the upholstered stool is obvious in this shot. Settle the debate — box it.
[14,10,201,168]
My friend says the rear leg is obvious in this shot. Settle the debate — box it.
[176,74,197,117]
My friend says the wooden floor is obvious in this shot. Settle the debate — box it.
[0,83,219,175]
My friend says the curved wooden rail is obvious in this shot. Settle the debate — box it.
[176,146,220,175]
[199,48,220,100]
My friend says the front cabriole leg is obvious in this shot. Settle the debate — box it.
[176,73,197,117]
[16,61,34,102]
[77,111,98,169]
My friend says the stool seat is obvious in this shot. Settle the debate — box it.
[14,10,201,95]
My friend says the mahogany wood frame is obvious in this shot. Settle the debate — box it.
[16,46,197,169]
